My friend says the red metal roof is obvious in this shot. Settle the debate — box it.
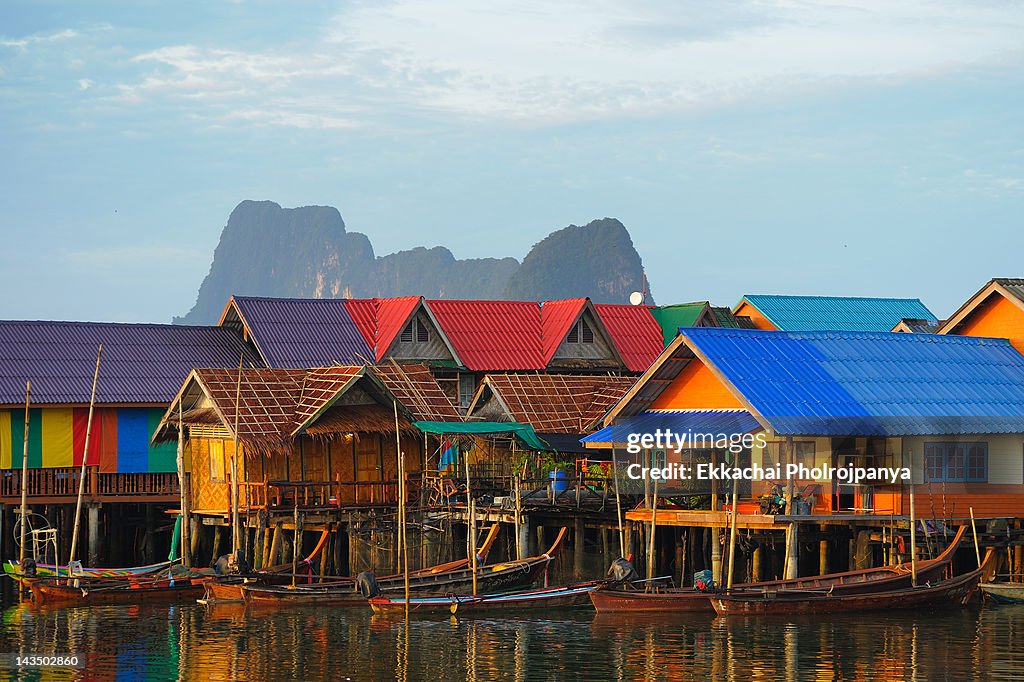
[342,297,422,360]
[540,299,586,364]
[594,304,663,372]
[426,300,544,371]
[375,297,422,359]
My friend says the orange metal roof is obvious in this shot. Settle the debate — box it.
[426,300,544,371]
[594,304,663,372]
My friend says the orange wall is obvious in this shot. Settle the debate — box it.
[901,484,1024,519]
[734,301,777,330]
[953,293,1024,354]
[650,358,744,410]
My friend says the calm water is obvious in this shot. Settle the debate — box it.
[1,586,1023,681]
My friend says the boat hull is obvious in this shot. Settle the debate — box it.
[369,583,600,616]
[30,578,206,605]
[980,582,1024,604]
[711,568,983,615]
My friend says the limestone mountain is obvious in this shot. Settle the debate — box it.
[175,201,652,324]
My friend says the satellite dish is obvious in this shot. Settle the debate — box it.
[629,291,644,306]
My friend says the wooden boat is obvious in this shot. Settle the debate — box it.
[980,580,1024,604]
[709,552,994,616]
[29,574,207,605]
[3,559,178,586]
[590,525,967,614]
[243,528,567,607]
[368,581,601,616]
[202,524,504,604]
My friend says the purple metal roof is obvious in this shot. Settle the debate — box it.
[0,321,261,405]
[230,296,374,368]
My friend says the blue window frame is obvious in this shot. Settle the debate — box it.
[924,442,987,482]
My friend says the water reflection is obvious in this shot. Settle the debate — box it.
[2,594,1024,681]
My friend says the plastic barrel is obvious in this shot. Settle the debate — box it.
[549,469,570,493]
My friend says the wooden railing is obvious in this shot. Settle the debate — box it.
[239,474,426,511]
[0,467,181,502]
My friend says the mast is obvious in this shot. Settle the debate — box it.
[231,353,243,557]
[68,344,102,573]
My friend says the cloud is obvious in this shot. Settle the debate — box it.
[0,28,78,51]
[83,1,1024,128]
[77,78,93,91]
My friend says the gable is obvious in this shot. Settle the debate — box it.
[385,309,456,362]
[733,301,776,330]
[649,357,744,411]
[951,293,1024,354]
[549,309,620,368]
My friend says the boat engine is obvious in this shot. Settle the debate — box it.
[607,558,640,583]
[356,571,382,598]
[21,558,36,577]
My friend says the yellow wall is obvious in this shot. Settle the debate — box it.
[650,358,744,410]
[734,301,777,330]
[952,293,1024,354]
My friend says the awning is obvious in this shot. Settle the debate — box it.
[582,410,763,447]
[414,421,551,451]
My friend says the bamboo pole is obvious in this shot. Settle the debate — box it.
[726,471,740,589]
[291,495,299,588]
[464,444,477,596]
[646,472,658,581]
[231,353,243,556]
[395,401,409,611]
[69,345,102,573]
[176,398,191,567]
[969,507,981,569]
[611,443,625,558]
[18,381,30,571]
[909,481,917,587]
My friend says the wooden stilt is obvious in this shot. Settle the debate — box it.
[574,517,585,579]
[752,543,763,582]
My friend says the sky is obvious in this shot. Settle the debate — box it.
[1,1,1022,323]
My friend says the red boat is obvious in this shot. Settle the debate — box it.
[368,581,601,616]
[590,525,966,614]
[30,574,206,605]
[710,548,995,615]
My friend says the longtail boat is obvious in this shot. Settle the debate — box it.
[29,574,207,605]
[243,528,567,607]
[368,581,601,616]
[979,580,1024,604]
[3,559,178,586]
[202,524,504,604]
[590,525,966,614]
[710,548,995,615]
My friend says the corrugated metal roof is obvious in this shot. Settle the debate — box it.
[342,297,421,360]
[478,373,634,433]
[342,299,378,349]
[232,296,373,367]
[651,303,708,345]
[583,409,761,444]
[995,278,1024,303]
[0,321,260,405]
[738,295,938,332]
[682,328,1024,436]
[540,299,587,363]
[426,300,544,371]
[594,304,664,372]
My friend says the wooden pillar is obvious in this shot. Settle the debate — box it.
[210,525,223,567]
[751,542,763,582]
[536,524,546,558]
[87,504,101,567]
[602,527,610,568]
[190,518,202,564]
[269,521,284,567]
[624,523,633,562]
[334,520,345,576]
[819,538,829,576]
[254,512,267,569]
[855,530,872,570]
[784,522,799,579]
[574,517,585,579]
[518,515,530,561]
[711,528,722,585]
[676,532,685,588]
[347,518,357,575]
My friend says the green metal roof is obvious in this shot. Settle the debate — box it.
[651,303,708,346]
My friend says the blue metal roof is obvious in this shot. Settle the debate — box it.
[682,328,1024,436]
[582,410,762,445]
[0,321,260,405]
[741,295,937,332]
[231,296,373,368]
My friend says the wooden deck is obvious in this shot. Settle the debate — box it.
[0,467,182,504]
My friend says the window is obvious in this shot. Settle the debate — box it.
[459,374,476,408]
[763,441,815,470]
[924,442,987,482]
[566,318,594,344]
[400,318,430,343]
[209,440,225,482]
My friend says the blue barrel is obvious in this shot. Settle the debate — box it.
[549,469,569,493]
